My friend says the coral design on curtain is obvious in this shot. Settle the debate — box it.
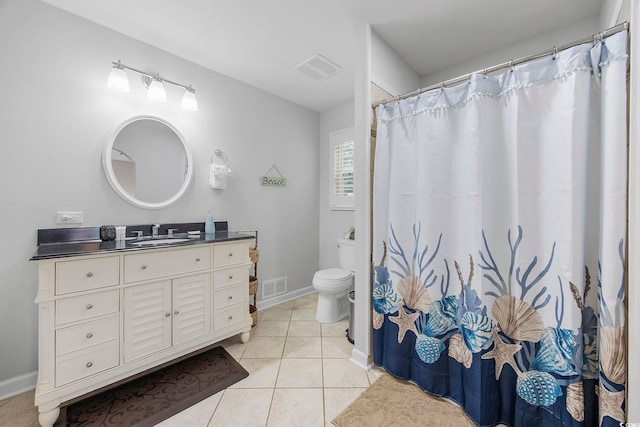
[372,31,627,427]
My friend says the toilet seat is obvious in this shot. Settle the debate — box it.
[313,268,353,284]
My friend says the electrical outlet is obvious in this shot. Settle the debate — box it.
[56,211,84,224]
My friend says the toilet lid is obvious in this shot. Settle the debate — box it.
[314,268,353,281]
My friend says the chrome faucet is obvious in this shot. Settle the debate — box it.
[152,224,160,239]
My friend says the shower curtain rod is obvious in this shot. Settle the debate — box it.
[375,21,629,107]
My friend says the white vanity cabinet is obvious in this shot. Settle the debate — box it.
[33,239,252,427]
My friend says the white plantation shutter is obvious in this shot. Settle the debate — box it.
[330,128,354,210]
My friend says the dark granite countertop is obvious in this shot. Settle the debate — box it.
[30,231,254,261]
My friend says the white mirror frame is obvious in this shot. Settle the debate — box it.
[102,115,194,209]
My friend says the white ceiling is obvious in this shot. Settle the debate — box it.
[40,0,603,112]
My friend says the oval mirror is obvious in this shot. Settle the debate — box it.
[102,116,193,209]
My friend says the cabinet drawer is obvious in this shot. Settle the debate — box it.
[56,315,119,356]
[213,243,247,268]
[56,256,119,295]
[56,342,119,387]
[212,266,248,289]
[214,285,246,310]
[213,303,246,330]
[124,246,211,283]
[56,290,119,325]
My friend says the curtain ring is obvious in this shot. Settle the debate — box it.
[509,60,514,72]
[552,46,557,60]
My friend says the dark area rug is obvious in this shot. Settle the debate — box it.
[56,345,248,427]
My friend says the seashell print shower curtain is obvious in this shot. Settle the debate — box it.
[372,31,628,427]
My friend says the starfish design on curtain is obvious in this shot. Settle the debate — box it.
[481,329,522,380]
[598,383,625,424]
[388,304,419,343]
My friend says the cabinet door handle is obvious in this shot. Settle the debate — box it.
[228,275,234,280]
[86,304,93,310]
[195,257,201,262]
[165,312,171,317]
[174,310,180,315]
[86,272,93,278]
[228,295,233,300]
[86,332,93,339]
[86,361,93,368]
[141,265,147,270]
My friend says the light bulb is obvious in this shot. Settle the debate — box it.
[181,87,198,111]
[107,63,129,93]
[147,78,166,103]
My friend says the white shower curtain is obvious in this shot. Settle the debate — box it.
[372,31,627,426]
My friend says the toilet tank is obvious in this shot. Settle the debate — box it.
[337,238,356,271]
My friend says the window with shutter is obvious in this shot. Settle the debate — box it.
[329,128,355,210]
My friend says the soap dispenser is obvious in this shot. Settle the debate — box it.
[205,211,215,235]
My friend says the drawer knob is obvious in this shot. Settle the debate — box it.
[165,312,171,317]
[228,315,233,320]
[86,361,93,368]
[195,257,201,262]
[228,275,234,280]
[86,304,93,310]
[174,310,180,315]
[86,272,93,278]
[228,295,233,300]
[141,265,147,270]
[86,332,93,339]
[228,253,234,257]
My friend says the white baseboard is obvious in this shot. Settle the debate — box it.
[350,347,371,370]
[0,371,37,401]
[256,286,316,310]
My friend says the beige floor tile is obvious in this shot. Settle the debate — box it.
[293,296,318,309]
[232,358,281,388]
[242,336,286,358]
[267,388,324,427]
[283,336,322,358]
[367,365,386,384]
[323,387,367,426]
[287,320,321,337]
[219,335,248,360]
[291,307,317,320]
[251,320,290,337]
[0,389,38,427]
[276,358,323,388]
[209,389,273,427]
[322,359,369,388]
[321,336,353,359]
[320,320,349,337]
[260,306,293,321]
[156,392,222,426]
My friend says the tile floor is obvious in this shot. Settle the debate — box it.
[0,292,382,427]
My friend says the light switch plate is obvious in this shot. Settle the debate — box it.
[56,211,84,224]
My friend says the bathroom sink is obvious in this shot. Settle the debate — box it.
[131,238,191,246]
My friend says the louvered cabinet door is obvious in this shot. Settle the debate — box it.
[123,280,172,362]
[172,273,212,345]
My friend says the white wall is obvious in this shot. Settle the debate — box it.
[371,31,421,96]
[421,17,600,88]
[0,0,319,390]
[318,101,355,269]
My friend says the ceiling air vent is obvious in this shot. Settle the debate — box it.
[294,54,342,81]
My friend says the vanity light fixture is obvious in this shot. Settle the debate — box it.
[181,85,198,111]
[106,61,130,93]
[106,60,198,111]
[145,75,167,103]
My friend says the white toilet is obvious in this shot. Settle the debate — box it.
[312,238,355,323]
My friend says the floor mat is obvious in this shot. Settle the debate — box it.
[57,345,248,427]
